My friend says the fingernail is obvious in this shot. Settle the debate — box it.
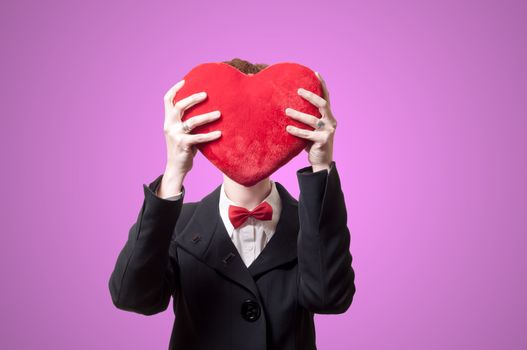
[297,88,302,94]
[200,92,207,97]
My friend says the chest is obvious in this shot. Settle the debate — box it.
[174,246,299,320]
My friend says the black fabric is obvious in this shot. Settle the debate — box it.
[108,160,356,350]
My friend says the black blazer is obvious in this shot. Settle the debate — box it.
[108,160,355,350]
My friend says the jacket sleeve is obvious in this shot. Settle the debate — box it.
[296,160,356,314]
[108,173,185,315]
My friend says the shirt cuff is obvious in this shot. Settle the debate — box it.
[297,161,335,176]
[156,188,184,201]
[146,173,185,201]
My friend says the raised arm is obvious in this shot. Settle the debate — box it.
[296,160,356,314]
[284,71,355,313]
[108,79,223,315]
[108,175,184,315]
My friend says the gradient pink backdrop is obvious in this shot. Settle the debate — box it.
[1,0,526,349]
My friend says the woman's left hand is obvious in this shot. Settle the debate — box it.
[285,71,337,172]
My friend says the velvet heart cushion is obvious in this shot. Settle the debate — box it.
[174,62,323,187]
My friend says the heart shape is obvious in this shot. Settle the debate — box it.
[175,62,322,187]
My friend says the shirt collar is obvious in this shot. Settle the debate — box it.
[219,180,282,239]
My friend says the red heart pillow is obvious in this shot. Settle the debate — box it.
[174,62,322,187]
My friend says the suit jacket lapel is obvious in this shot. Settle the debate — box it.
[175,180,299,298]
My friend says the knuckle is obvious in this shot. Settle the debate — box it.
[164,127,176,138]
[174,101,183,110]
[170,108,182,120]
[164,121,174,132]
[167,107,178,116]
[172,133,185,145]
[165,125,176,135]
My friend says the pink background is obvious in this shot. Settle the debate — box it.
[2,0,526,349]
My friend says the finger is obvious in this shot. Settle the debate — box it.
[183,130,222,145]
[285,125,325,142]
[285,107,320,129]
[315,71,331,104]
[164,79,185,111]
[297,87,328,110]
[183,110,221,130]
[174,91,207,113]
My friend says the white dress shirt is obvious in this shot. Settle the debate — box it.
[218,180,282,267]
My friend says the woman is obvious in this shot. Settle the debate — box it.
[108,58,356,349]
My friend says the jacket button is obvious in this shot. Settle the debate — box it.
[241,299,261,322]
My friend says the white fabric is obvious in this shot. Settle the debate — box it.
[218,180,282,267]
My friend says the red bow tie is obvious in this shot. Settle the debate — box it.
[228,201,273,229]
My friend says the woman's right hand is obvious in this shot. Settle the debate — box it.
[157,79,222,198]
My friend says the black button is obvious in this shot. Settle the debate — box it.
[241,299,261,322]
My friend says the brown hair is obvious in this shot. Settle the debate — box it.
[222,57,268,74]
